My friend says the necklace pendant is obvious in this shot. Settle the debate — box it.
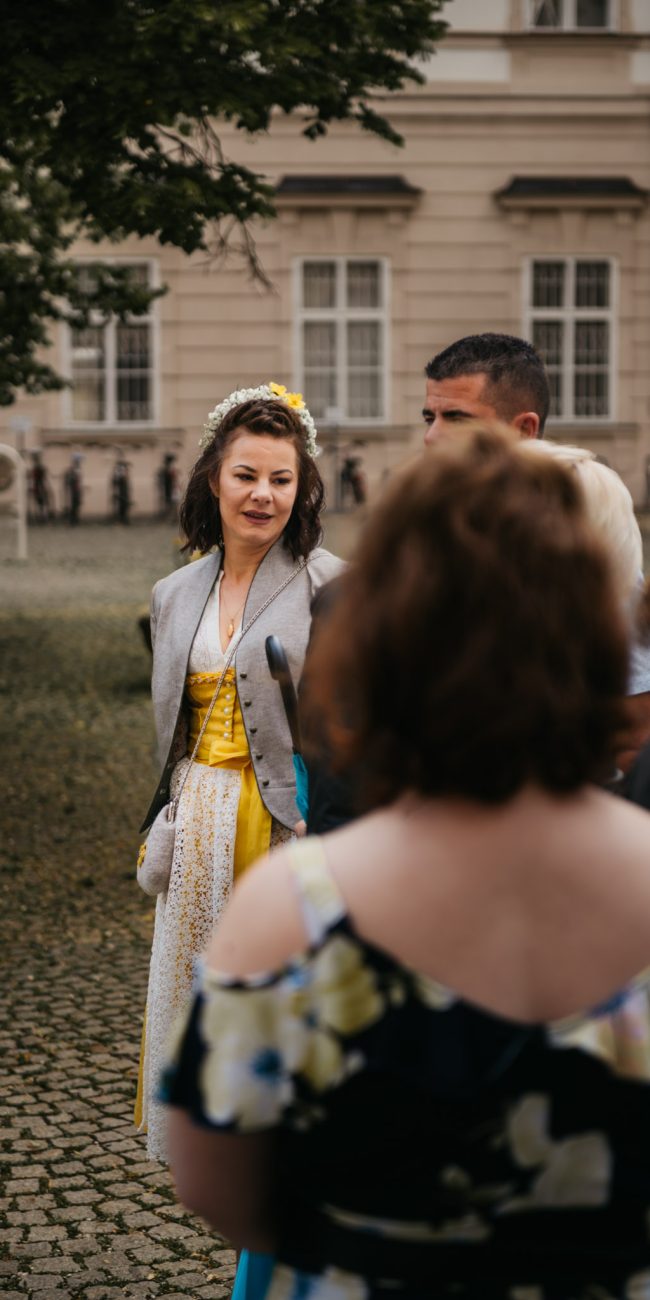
[227,619,234,639]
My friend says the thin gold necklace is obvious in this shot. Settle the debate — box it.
[220,576,247,642]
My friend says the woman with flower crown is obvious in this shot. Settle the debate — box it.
[134,383,343,1161]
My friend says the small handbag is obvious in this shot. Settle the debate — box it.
[136,560,306,897]
[136,801,179,897]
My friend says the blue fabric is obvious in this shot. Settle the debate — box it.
[231,1250,274,1300]
[293,752,309,820]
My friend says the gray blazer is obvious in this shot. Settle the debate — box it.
[141,539,344,832]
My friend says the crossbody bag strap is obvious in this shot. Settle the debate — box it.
[170,558,306,813]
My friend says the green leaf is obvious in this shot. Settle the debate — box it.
[0,0,448,402]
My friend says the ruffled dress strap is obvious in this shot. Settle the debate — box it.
[285,837,347,946]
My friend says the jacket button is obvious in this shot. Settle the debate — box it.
[262,779,269,787]
[243,699,252,707]
[255,753,263,761]
[239,671,248,679]
[250,726,257,734]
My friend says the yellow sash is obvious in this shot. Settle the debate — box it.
[185,668,272,880]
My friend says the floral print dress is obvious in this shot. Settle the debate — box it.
[160,838,650,1300]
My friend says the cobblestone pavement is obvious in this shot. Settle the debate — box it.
[0,524,235,1299]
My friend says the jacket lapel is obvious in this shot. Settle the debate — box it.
[172,550,223,683]
[242,540,299,622]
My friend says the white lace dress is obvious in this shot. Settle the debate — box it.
[139,579,291,1161]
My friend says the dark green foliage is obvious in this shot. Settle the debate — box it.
[0,0,447,405]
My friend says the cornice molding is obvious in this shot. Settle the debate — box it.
[274,175,421,210]
[496,176,648,212]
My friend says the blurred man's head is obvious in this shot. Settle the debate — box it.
[423,333,550,445]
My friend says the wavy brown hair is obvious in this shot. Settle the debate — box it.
[180,398,324,559]
[305,425,628,806]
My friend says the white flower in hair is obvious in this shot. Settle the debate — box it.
[200,381,319,458]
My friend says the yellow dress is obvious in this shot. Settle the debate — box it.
[185,671,272,881]
[136,642,292,1159]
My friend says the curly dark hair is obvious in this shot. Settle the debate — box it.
[305,425,628,806]
[179,398,324,559]
[426,333,550,434]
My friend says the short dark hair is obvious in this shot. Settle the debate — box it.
[180,398,324,559]
[425,333,550,433]
[305,425,627,806]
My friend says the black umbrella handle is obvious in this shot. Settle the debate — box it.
[265,635,303,753]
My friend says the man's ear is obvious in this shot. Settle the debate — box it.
[512,411,541,440]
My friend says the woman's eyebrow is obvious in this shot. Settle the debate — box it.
[232,462,294,474]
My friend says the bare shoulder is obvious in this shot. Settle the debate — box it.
[571,787,650,913]
[204,844,307,978]
[591,784,650,838]
[203,814,386,980]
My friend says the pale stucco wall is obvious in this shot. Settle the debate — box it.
[3,2,649,515]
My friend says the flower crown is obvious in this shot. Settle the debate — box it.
[200,381,319,458]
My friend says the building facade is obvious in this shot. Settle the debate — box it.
[4,0,650,518]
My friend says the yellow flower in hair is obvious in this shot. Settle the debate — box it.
[269,381,305,411]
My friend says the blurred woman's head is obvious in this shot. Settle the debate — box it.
[180,392,324,559]
[307,425,628,806]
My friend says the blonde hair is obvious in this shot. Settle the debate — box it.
[522,442,642,602]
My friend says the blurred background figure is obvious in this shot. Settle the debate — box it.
[63,453,83,525]
[340,454,367,508]
[161,427,650,1300]
[111,458,132,525]
[157,453,179,520]
[28,451,52,522]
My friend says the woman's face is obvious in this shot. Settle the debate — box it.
[210,431,299,554]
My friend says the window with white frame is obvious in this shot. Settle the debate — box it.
[296,259,388,423]
[527,258,613,420]
[68,263,156,424]
[528,0,614,28]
